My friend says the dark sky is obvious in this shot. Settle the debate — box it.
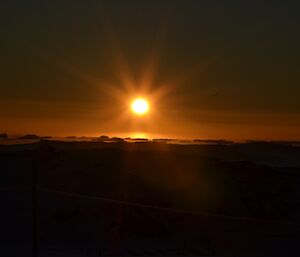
[1,0,299,140]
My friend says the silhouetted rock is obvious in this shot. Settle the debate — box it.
[98,135,110,142]
[66,136,77,139]
[179,140,192,143]
[133,138,149,142]
[78,136,88,139]
[153,138,171,143]
[18,134,40,139]
[0,133,8,140]
[109,137,124,142]
[193,139,233,145]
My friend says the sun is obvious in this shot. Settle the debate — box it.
[131,98,149,115]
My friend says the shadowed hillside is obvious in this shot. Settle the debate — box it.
[1,140,300,256]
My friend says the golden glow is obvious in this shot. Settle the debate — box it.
[131,132,148,139]
[131,98,149,115]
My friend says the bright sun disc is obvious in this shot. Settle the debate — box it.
[131,98,149,115]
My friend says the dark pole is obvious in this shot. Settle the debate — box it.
[32,160,38,257]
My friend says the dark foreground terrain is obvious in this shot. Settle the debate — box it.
[1,140,300,256]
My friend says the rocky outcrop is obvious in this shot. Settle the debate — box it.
[18,134,40,139]
[0,133,8,140]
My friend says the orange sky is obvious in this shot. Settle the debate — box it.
[1,99,299,140]
[1,1,300,140]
